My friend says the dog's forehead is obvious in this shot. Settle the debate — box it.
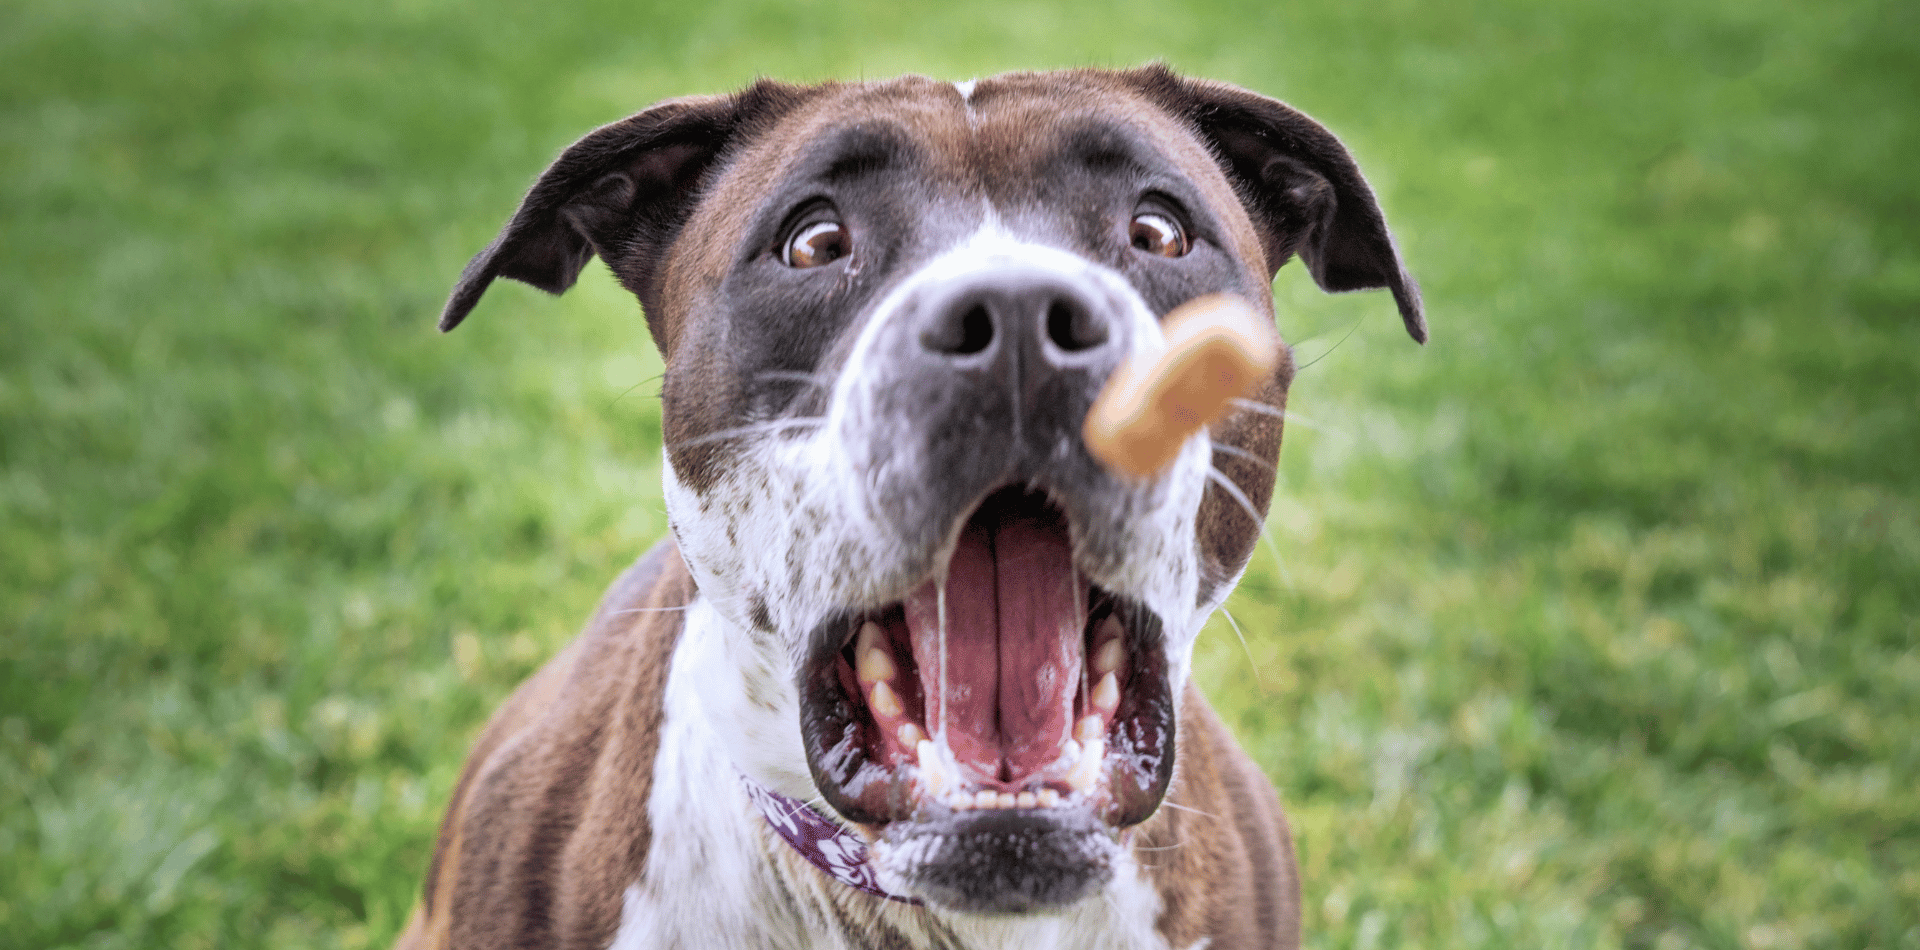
[745,71,1220,194]
[654,71,1258,349]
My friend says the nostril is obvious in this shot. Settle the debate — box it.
[1046,300,1108,352]
[923,303,996,356]
[956,305,994,354]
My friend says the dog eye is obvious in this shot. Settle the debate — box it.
[783,218,852,269]
[1129,211,1188,258]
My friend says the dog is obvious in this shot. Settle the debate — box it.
[396,65,1423,950]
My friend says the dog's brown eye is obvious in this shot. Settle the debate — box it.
[1129,211,1188,258]
[784,219,851,268]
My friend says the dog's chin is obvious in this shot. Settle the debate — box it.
[872,805,1121,914]
[794,486,1178,912]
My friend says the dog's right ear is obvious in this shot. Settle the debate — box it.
[440,82,809,332]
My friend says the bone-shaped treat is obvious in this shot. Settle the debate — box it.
[1083,293,1281,479]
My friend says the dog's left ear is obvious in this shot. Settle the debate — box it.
[1130,67,1427,343]
[440,80,814,333]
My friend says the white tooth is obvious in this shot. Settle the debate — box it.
[1068,737,1105,793]
[949,793,973,810]
[975,790,998,809]
[899,723,928,748]
[1037,789,1061,808]
[855,622,895,684]
[1016,792,1038,809]
[996,792,1018,809]
[869,680,903,719]
[1076,714,1105,744]
[917,741,947,794]
[1093,630,1125,675]
[1091,670,1120,714]
[1081,735,1106,763]
[857,646,896,685]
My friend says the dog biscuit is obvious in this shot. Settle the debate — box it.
[1083,293,1280,478]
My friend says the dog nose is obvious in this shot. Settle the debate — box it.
[913,267,1121,367]
[870,259,1139,487]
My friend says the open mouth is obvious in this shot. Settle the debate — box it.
[798,486,1176,834]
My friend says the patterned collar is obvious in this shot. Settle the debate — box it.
[740,775,924,906]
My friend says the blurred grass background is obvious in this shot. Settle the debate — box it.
[2,0,1915,946]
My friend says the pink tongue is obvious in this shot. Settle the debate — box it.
[903,511,1084,785]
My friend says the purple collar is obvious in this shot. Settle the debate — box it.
[740,775,923,905]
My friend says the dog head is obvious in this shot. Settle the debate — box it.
[443,66,1420,915]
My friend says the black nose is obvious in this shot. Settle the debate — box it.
[873,262,1134,488]
[914,269,1120,365]
[850,261,1142,550]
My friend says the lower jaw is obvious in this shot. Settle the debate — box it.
[874,806,1122,914]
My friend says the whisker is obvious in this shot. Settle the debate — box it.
[1296,314,1365,372]
[1208,441,1274,471]
[1205,466,1265,527]
[1261,525,1294,590]
[756,370,831,388]
[1159,801,1222,822]
[1131,841,1189,853]
[1226,399,1342,436]
[664,417,825,451]
[775,794,837,824]
[1220,605,1264,689]
[1227,398,1285,419]
[609,373,665,409]
[1208,465,1295,588]
[604,584,758,621]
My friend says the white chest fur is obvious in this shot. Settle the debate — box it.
[607,598,1178,950]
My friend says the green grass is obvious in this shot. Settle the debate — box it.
[2,0,1914,947]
